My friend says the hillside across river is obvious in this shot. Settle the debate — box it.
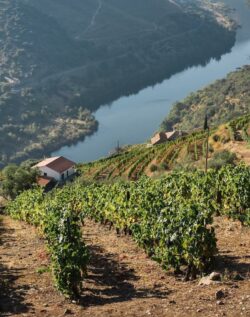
[53,0,250,163]
[0,0,237,166]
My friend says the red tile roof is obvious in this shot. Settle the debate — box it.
[37,176,54,187]
[35,156,76,173]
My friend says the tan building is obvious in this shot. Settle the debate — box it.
[151,130,187,145]
[151,132,168,145]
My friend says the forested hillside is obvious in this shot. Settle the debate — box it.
[0,0,236,166]
[161,65,250,131]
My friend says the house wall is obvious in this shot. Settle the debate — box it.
[66,167,76,177]
[168,134,178,141]
[38,166,76,182]
[38,166,61,181]
[61,167,76,180]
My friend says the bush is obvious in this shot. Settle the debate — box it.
[216,165,250,226]
[150,164,158,172]
[208,150,236,170]
[212,134,220,142]
[0,164,39,199]
[7,187,89,297]
[160,162,168,170]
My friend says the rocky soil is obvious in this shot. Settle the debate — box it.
[0,215,249,317]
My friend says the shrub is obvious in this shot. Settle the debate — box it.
[213,134,220,142]
[160,162,168,171]
[208,150,236,170]
[7,188,88,298]
[0,164,39,199]
[150,164,158,172]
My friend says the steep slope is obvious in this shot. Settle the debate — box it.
[0,0,236,166]
[161,65,250,131]
[79,114,250,182]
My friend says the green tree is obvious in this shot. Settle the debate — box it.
[0,164,39,199]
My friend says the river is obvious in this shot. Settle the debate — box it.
[53,0,250,163]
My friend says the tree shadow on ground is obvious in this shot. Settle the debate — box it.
[214,253,250,279]
[80,245,170,308]
[0,265,34,316]
[0,228,16,247]
[0,220,33,316]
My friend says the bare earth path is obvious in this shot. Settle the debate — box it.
[0,216,249,317]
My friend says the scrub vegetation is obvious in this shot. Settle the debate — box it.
[0,0,236,166]
[161,66,250,132]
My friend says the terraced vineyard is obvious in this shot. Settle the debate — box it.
[79,114,250,182]
[7,162,250,297]
[80,133,207,181]
[4,114,250,311]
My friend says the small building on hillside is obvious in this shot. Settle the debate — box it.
[151,130,187,145]
[34,156,76,182]
[37,176,55,191]
[151,132,168,146]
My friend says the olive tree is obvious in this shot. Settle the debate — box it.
[0,164,39,199]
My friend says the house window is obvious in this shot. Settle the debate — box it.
[61,173,64,180]
[67,170,69,177]
[44,172,47,176]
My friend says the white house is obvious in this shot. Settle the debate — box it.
[34,156,76,182]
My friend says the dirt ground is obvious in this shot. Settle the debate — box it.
[225,141,250,166]
[0,215,249,317]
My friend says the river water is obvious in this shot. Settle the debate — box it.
[53,0,250,163]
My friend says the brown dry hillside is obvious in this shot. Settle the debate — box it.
[224,141,250,166]
[0,215,249,317]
